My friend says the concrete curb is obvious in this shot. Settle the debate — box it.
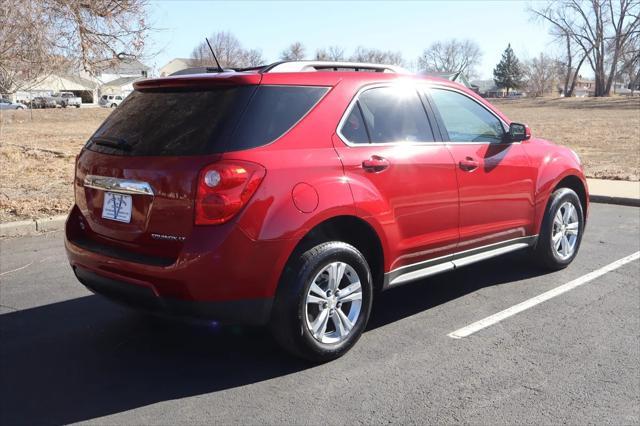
[1,215,66,237]
[589,194,640,207]
[0,193,638,238]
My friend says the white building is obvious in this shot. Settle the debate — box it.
[13,59,150,105]
[96,59,149,84]
[15,74,99,104]
[159,58,199,77]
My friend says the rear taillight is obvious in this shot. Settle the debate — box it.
[195,160,266,225]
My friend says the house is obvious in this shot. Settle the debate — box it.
[421,71,478,92]
[96,59,149,84]
[573,77,595,97]
[15,74,99,104]
[471,80,526,98]
[472,80,497,97]
[99,76,143,98]
[159,58,200,77]
[12,59,150,105]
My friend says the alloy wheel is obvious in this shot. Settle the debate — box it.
[552,201,580,260]
[304,261,363,344]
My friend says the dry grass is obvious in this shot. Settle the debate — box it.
[492,96,640,181]
[0,97,639,223]
[0,108,111,222]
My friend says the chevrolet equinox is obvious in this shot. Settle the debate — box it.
[65,61,588,361]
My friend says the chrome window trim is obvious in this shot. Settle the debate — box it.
[383,235,537,288]
[84,175,155,196]
[422,84,512,145]
[335,82,443,148]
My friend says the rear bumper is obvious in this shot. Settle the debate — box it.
[65,206,297,325]
[74,266,273,325]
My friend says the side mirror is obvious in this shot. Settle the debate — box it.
[507,122,531,142]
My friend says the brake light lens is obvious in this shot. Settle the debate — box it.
[195,160,266,225]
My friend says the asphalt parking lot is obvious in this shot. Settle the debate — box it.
[1,203,638,425]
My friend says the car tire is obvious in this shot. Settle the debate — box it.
[532,187,584,270]
[111,103,117,108]
[270,241,373,362]
[75,104,80,108]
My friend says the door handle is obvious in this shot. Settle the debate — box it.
[459,157,479,172]
[362,155,390,173]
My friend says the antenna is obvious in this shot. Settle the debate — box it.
[205,38,223,72]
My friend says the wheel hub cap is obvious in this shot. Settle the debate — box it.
[552,201,580,260]
[304,261,363,345]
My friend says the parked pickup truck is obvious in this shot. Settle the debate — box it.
[51,92,82,108]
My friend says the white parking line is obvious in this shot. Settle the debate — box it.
[448,251,640,339]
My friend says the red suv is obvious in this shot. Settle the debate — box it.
[65,61,588,361]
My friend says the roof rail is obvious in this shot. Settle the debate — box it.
[261,61,409,74]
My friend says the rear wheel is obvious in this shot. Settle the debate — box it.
[270,241,373,362]
[111,103,117,108]
[532,187,584,270]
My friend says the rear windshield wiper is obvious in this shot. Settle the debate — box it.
[91,136,132,151]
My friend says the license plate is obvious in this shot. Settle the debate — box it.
[102,192,132,223]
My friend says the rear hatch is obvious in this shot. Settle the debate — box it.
[74,74,329,262]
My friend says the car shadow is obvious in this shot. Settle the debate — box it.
[0,251,549,425]
[368,251,548,329]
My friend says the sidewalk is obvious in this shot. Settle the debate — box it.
[587,178,640,207]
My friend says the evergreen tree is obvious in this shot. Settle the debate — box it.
[493,44,525,95]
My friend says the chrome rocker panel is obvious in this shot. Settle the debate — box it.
[383,235,538,289]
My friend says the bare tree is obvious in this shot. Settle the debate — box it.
[191,31,265,68]
[525,53,562,97]
[349,46,404,65]
[531,0,640,97]
[193,31,244,68]
[530,5,590,97]
[315,46,345,61]
[241,49,266,67]
[417,39,482,78]
[0,0,150,94]
[315,48,329,61]
[617,31,640,92]
[280,42,306,61]
[328,46,345,61]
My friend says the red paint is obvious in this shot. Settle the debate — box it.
[292,183,319,213]
[66,70,588,314]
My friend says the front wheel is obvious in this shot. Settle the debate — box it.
[270,241,373,362]
[532,187,584,270]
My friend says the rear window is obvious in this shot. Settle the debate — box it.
[86,85,328,156]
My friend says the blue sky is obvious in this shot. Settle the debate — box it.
[148,0,557,80]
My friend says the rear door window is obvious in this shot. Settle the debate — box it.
[340,104,369,144]
[358,86,434,143]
